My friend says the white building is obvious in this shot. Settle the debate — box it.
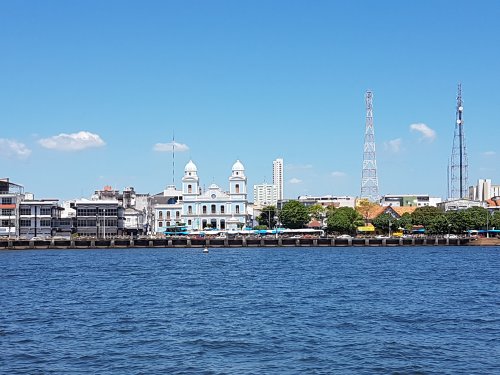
[0,178,24,238]
[273,158,284,201]
[253,183,278,208]
[469,179,500,201]
[149,185,183,235]
[380,194,442,207]
[297,195,356,208]
[437,198,484,212]
[182,160,248,231]
[18,199,63,239]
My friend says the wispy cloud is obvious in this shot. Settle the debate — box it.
[384,138,402,153]
[289,177,302,184]
[410,123,436,142]
[38,131,105,151]
[482,151,496,157]
[0,138,32,159]
[285,163,313,171]
[331,171,346,178]
[153,141,189,152]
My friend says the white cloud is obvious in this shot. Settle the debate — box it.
[38,131,105,151]
[384,138,402,153]
[331,171,346,177]
[285,163,313,171]
[153,141,189,153]
[289,177,302,184]
[0,139,32,159]
[482,151,496,157]
[410,123,436,142]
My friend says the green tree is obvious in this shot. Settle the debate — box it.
[326,207,364,235]
[256,205,277,229]
[490,211,500,230]
[411,206,444,227]
[463,206,489,230]
[308,204,326,221]
[395,213,412,232]
[426,214,450,235]
[372,213,395,234]
[280,201,309,229]
[357,200,378,225]
[445,210,469,234]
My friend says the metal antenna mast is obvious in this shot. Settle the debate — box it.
[360,91,380,202]
[450,83,468,199]
[172,131,175,186]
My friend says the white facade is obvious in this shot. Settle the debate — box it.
[182,160,248,231]
[0,178,24,237]
[151,185,183,234]
[273,158,284,201]
[297,195,356,208]
[253,183,278,208]
[380,194,442,207]
[438,198,484,211]
[469,179,500,201]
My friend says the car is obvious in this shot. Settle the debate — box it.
[444,234,458,239]
[375,235,390,239]
[336,234,352,239]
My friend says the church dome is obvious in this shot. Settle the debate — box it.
[232,160,245,172]
[184,160,198,173]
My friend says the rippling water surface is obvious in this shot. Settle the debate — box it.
[0,246,498,374]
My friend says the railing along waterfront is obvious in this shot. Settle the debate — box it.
[0,236,484,250]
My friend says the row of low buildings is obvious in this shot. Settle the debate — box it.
[1,167,499,238]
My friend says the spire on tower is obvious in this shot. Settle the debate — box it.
[360,91,380,202]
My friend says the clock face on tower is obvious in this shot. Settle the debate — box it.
[211,194,216,199]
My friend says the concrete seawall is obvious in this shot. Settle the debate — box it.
[0,237,480,250]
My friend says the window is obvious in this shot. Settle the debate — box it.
[2,198,12,204]
[220,205,225,214]
[235,184,240,193]
[188,184,192,193]
[235,205,240,214]
[188,220,192,225]
[203,206,207,214]
[20,208,31,215]
[2,209,13,216]
[40,208,52,216]
[20,219,31,227]
[159,221,163,227]
[166,211,171,219]
[40,219,51,227]
[220,219,225,230]
[188,205,193,214]
[176,211,180,219]
[211,204,216,214]
[159,211,163,220]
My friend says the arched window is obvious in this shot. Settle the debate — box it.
[235,184,240,193]
[166,211,171,219]
[158,211,163,220]
[159,221,163,227]
[235,205,240,214]
[188,205,193,214]
[211,204,216,214]
[188,184,192,193]
[176,211,180,219]
[203,206,207,214]
[220,205,225,214]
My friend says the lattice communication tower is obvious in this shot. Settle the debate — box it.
[449,84,468,199]
[360,91,380,202]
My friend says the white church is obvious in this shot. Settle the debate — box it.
[181,159,248,231]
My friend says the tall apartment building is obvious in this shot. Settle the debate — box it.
[273,158,284,201]
[469,179,500,201]
[253,183,278,208]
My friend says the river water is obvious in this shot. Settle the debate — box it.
[0,246,498,374]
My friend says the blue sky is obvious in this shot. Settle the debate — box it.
[1,1,499,201]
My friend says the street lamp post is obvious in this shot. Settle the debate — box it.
[388,219,392,237]
[486,210,489,238]
[448,223,452,238]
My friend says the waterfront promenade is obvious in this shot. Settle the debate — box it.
[0,236,488,250]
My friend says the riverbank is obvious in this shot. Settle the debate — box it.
[0,236,482,250]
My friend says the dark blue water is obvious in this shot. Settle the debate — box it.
[0,247,498,374]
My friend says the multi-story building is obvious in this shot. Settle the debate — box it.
[182,160,248,230]
[149,185,184,235]
[253,183,278,208]
[18,198,63,239]
[380,194,442,207]
[273,158,284,202]
[469,179,500,201]
[297,195,356,208]
[437,198,484,212]
[0,178,24,238]
[71,199,124,237]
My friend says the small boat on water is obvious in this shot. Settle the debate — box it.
[203,247,209,253]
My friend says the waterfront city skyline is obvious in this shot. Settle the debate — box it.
[1,1,499,201]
